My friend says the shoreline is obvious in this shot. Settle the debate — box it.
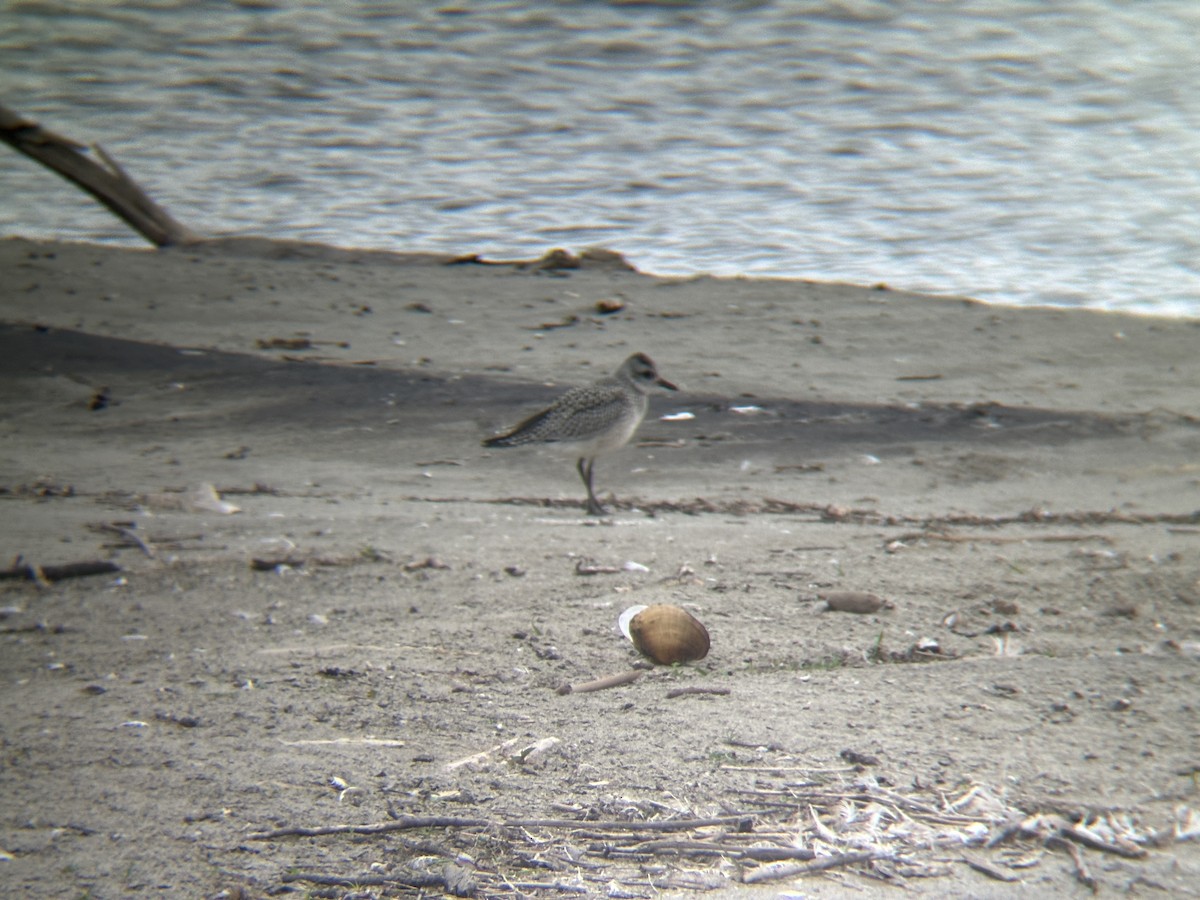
[8,231,1200,321]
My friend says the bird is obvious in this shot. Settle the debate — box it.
[482,353,678,515]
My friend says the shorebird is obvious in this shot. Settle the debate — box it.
[483,353,678,515]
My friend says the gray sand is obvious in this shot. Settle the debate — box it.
[1,236,1198,898]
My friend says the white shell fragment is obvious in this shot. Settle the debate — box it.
[618,605,649,641]
[660,411,695,421]
[187,483,241,515]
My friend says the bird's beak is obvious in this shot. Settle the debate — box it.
[657,376,679,391]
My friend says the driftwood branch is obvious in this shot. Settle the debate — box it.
[0,102,200,247]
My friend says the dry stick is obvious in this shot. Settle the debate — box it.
[248,812,763,842]
[508,814,760,831]
[961,854,1020,882]
[620,839,814,861]
[0,104,199,247]
[897,531,1111,545]
[95,522,155,558]
[281,872,445,889]
[250,557,306,571]
[0,623,64,635]
[742,850,886,884]
[556,669,643,695]
[504,883,589,894]
[1048,836,1098,892]
[249,815,489,840]
[1060,824,1147,859]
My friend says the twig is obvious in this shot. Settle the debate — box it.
[1048,836,1098,893]
[574,559,621,575]
[0,560,120,582]
[250,557,305,571]
[1061,823,1146,859]
[444,737,521,772]
[282,866,476,896]
[94,522,156,558]
[504,882,589,894]
[249,812,763,842]
[282,872,438,888]
[523,314,580,331]
[742,850,886,884]
[507,814,760,832]
[961,853,1019,882]
[556,669,643,695]
[620,839,813,861]
[0,622,66,635]
[894,531,1111,546]
[248,815,489,840]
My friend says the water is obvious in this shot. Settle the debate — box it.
[3,0,1199,317]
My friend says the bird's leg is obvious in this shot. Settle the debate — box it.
[577,457,606,515]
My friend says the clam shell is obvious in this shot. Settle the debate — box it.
[620,604,709,665]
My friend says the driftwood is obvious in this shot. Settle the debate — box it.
[0,102,199,247]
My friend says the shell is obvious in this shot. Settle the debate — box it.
[620,604,710,665]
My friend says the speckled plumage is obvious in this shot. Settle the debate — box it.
[483,353,677,514]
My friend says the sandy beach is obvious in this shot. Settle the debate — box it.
[1,235,1198,898]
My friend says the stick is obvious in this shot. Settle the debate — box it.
[622,840,813,861]
[1061,824,1146,859]
[504,883,589,894]
[0,104,200,247]
[742,850,884,884]
[248,815,490,840]
[94,522,155,558]
[894,531,1110,546]
[574,559,621,575]
[444,737,520,771]
[961,854,1019,882]
[1048,836,1097,892]
[507,814,760,832]
[556,669,643,695]
[282,872,441,888]
[282,867,475,896]
[248,812,764,841]
[250,557,305,571]
[0,560,120,582]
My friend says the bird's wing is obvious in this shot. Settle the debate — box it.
[485,382,628,446]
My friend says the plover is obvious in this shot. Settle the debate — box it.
[483,353,678,515]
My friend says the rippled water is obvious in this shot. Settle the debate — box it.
[3,0,1199,316]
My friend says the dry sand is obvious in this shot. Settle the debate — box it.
[1,235,1198,898]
